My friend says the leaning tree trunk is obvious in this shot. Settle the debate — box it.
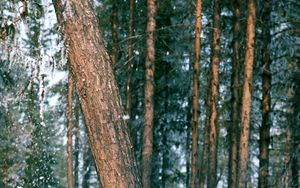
[237,0,256,187]
[228,0,242,187]
[191,0,203,187]
[207,0,222,187]
[52,0,141,187]
[258,0,271,187]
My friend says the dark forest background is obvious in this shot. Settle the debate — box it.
[0,0,299,187]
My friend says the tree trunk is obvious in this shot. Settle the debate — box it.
[258,0,271,187]
[228,0,242,187]
[111,0,118,68]
[74,95,80,188]
[284,86,293,188]
[126,0,134,144]
[207,0,222,187]
[237,0,256,187]
[67,72,74,188]
[82,146,92,188]
[186,97,192,187]
[199,107,210,188]
[142,0,156,187]
[52,0,141,187]
[191,0,203,187]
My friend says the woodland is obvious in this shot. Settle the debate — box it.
[0,0,299,187]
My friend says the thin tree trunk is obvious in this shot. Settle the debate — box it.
[258,0,271,187]
[142,0,156,187]
[74,95,80,188]
[284,86,293,188]
[111,0,118,68]
[291,73,300,188]
[191,0,203,187]
[126,0,134,143]
[207,0,222,187]
[237,0,256,187]
[199,107,210,188]
[67,72,74,188]
[186,97,192,187]
[53,0,141,187]
[82,146,92,188]
[228,0,242,187]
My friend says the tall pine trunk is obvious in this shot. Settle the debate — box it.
[207,0,222,187]
[191,0,202,187]
[67,73,74,188]
[142,0,156,187]
[53,0,141,187]
[258,0,271,187]
[238,0,256,187]
[228,0,242,187]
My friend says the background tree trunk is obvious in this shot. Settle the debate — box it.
[238,0,256,187]
[258,0,271,187]
[111,0,118,68]
[228,0,242,187]
[207,0,222,187]
[191,0,202,187]
[67,72,73,188]
[53,0,141,187]
[142,0,156,187]
[126,0,134,144]
[74,95,80,188]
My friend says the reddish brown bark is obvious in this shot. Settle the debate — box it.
[142,0,156,187]
[258,0,271,187]
[228,1,242,187]
[53,0,141,187]
[207,0,222,187]
[238,0,256,187]
[67,73,73,188]
[191,0,203,187]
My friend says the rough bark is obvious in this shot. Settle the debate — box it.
[53,0,141,187]
[258,0,271,187]
[126,0,134,143]
[228,0,242,187]
[207,0,222,187]
[142,0,156,187]
[67,72,74,188]
[191,0,203,187]
[237,0,256,187]
[111,0,118,68]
